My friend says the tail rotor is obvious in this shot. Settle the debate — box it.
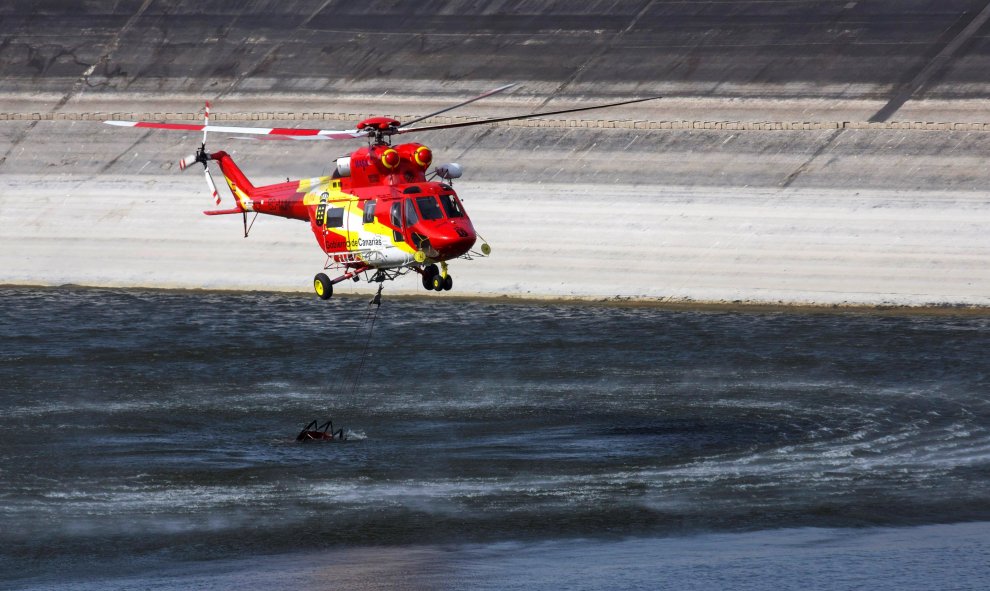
[178,101,221,205]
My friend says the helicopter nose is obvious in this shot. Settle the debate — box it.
[429,224,476,259]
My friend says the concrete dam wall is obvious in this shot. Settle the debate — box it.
[2,1,989,306]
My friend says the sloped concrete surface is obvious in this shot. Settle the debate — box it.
[2,1,989,305]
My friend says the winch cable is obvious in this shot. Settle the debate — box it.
[336,284,384,404]
[301,285,384,441]
[349,283,385,398]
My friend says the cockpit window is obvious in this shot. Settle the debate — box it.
[390,202,404,242]
[439,194,464,218]
[416,196,444,220]
[404,198,419,226]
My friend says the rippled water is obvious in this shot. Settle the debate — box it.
[1,287,989,588]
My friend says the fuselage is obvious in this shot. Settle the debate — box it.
[210,142,477,269]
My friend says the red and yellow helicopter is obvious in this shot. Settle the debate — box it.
[106,85,658,299]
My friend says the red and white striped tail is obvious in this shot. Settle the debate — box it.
[202,101,210,146]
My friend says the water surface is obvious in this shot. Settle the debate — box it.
[1,288,988,588]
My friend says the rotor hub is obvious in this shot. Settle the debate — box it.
[356,117,401,144]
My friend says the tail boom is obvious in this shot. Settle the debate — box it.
[205,150,314,221]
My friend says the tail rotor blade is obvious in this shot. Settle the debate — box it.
[204,167,220,205]
[179,154,197,171]
[202,101,211,146]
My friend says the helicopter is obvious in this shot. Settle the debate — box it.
[106,85,660,299]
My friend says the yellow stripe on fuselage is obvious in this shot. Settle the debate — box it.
[302,181,418,258]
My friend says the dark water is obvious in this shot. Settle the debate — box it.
[2,287,989,588]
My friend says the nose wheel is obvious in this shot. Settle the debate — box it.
[421,264,438,290]
[421,263,453,292]
[430,274,452,291]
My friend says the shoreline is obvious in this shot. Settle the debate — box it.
[2,179,986,310]
[6,283,989,317]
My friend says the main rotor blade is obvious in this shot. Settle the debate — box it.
[105,120,368,140]
[400,83,517,128]
[397,95,663,135]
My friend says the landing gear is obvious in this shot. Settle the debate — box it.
[314,273,333,300]
[421,264,439,290]
[420,262,453,292]
[313,265,372,300]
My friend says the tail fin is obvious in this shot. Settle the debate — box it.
[208,150,254,211]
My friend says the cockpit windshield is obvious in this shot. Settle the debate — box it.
[439,194,464,218]
[416,196,445,220]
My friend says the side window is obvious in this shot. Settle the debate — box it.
[439,194,464,218]
[390,202,404,242]
[325,207,344,228]
[404,198,419,227]
[363,200,377,224]
[390,202,402,228]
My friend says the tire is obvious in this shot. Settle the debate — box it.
[431,274,444,291]
[422,264,439,291]
[442,274,453,291]
[314,273,333,300]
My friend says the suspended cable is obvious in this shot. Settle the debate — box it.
[298,284,384,442]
